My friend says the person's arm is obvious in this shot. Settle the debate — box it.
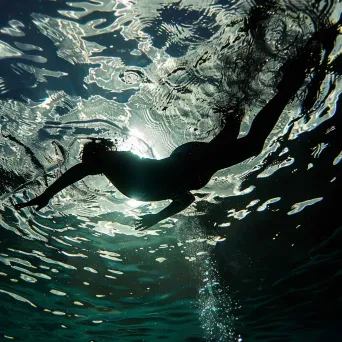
[136,192,195,230]
[15,163,100,211]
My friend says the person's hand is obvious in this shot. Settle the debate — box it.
[135,213,160,230]
[14,194,49,211]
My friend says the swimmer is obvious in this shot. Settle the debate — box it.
[15,20,341,229]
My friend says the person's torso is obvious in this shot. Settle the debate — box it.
[99,150,214,201]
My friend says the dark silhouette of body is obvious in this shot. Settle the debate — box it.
[15,21,341,229]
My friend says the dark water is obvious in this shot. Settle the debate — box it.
[0,0,341,341]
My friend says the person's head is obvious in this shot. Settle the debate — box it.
[81,138,116,164]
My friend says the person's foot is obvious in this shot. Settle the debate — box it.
[277,17,341,94]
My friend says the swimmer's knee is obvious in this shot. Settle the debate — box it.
[249,139,265,156]
[236,136,264,160]
[175,192,195,206]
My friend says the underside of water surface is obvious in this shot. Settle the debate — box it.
[0,0,341,341]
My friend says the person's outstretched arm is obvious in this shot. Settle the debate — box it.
[136,192,195,230]
[15,163,100,211]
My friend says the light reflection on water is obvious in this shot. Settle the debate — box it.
[0,0,341,341]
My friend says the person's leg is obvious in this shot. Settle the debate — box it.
[209,112,244,145]
[170,141,207,156]
[208,19,341,172]
[246,19,341,153]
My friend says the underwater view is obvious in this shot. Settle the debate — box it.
[0,0,341,341]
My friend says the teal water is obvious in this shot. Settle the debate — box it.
[0,0,341,341]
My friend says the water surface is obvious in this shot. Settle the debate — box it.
[0,0,341,341]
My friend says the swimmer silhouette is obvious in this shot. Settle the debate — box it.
[15,21,341,229]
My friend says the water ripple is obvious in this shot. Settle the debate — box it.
[0,0,341,341]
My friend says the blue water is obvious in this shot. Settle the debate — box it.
[0,0,341,341]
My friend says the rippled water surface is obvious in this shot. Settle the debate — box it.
[0,0,341,341]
